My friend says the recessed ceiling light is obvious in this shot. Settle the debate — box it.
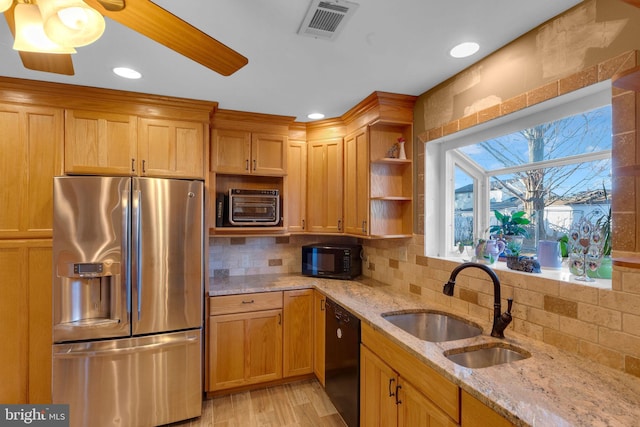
[113,67,142,79]
[449,42,480,59]
[307,113,325,120]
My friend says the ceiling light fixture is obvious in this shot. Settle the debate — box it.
[12,3,77,54]
[0,0,12,13]
[113,67,142,79]
[11,0,105,54]
[307,113,325,120]
[39,0,105,47]
[449,42,480,58]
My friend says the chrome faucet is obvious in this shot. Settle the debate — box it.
[443,262,513,338]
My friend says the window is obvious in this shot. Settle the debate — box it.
[424,81,612,260]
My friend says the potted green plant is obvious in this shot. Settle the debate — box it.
[489,210,530,238]
[489,210,530,257]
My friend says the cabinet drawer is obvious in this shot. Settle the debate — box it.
[209,292,283,316]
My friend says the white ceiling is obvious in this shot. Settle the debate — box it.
[0,0,582,122]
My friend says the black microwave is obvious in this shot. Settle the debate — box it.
[302,243,362,279]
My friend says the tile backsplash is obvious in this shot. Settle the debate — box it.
[210,234,640,378]
[208,235,358,277]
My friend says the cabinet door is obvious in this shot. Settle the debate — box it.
[360,345,399,427]
[307,138,343,233]
[313,290,326,385]
[283,289,314,377]
[211,129,252,174]
[287,140,307,232]
[344,127,370,236]
[208,309,282,391]
[461,390,514,427]
[138,118,205,179]
[65,109,137,175]
[252,133,287,175]
[0,240,52,404]
[0,105,63,238]
[398,379,458,427]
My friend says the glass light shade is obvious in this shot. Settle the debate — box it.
[38,0,105,47]
[12,4,76,54]
[0,0,12,14]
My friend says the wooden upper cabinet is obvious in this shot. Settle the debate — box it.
[211,129,287,176]
[307,138,344,233]
[344,127,370,236]
[138,118,205,179]
[252,133,287,175]
[287,140,307,232]
[211,128,252,174]
[66,111,205,179]
[0,104,63,238]
[65,109,137,176]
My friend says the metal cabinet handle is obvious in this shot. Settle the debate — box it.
[320,298,325,311]
[245,159,249,170]
[142,159,146,174]
[362,220,367,233]
[241,299,255,304]
[253,159,257,170]
[338,219,342,231]
[131,158,136,173]
[302,219,305,230]
[388,378,395,397]
[395,384,402,405]
[278,313,282,325]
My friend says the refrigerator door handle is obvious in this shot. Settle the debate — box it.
[122,188,131,317]
[54,333,200,359]
[133,189,142,321]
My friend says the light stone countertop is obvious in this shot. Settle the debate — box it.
[209,273,640,427]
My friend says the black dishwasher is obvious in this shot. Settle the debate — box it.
[325,298,360,427]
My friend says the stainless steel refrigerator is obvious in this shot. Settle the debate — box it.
[51,176,204,427]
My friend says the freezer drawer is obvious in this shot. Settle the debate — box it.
[52,330,202,427]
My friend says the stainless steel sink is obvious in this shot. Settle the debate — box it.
[444,344,530,369]
[382,310,482,342]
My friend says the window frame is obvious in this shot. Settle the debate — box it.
[424,80,612,258]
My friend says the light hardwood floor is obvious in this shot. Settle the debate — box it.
[168,380,347,427]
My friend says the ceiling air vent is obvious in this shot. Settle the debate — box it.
[297,0,360,40]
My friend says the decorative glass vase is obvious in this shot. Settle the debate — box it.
[568,217,604,282]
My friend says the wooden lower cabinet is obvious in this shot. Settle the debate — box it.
[360,345,400,427]
[361,323,460,426]
[461,390,515,427]
[360,345,457,427]
[283,289,314,377]
[0,240,52,404]
[208,289,316,392]
[313,290,326,385]
[208,308,283,391]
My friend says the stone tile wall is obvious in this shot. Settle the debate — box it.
[361,236,640,378]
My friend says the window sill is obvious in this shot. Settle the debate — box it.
[436,255,612,290]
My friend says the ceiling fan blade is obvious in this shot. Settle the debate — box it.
[4,4,75,75]
[85,0,248,76]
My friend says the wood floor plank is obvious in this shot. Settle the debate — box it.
[167,379,345,427]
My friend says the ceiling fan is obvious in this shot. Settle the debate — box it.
[2,0,248,76]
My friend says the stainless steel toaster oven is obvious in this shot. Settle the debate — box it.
[228,188,280,226]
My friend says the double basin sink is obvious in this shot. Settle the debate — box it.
[381,310,529,369]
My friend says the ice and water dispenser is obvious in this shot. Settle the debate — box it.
[53,260,124,342]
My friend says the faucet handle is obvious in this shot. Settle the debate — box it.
[506,298,513,314]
